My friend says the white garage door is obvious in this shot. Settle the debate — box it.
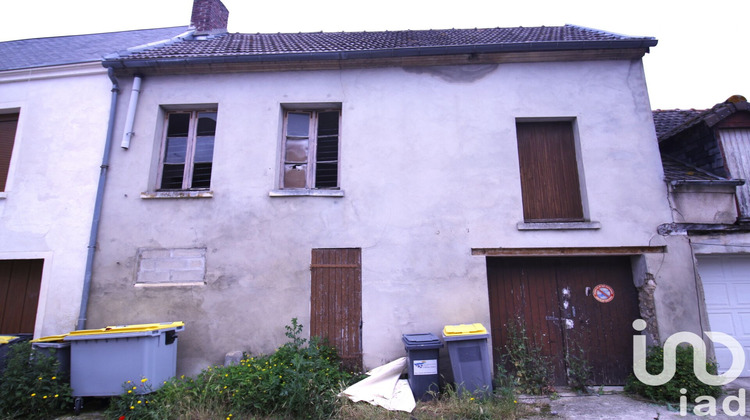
[697,254,750,377]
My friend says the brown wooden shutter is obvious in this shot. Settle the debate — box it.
[516,121,584,221]
[0,113,19,192]
[310,248,362,371]
[0,259,43,334]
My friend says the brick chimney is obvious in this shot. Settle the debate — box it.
[191,0,229,35]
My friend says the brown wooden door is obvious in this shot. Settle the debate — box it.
[0,259,43,334]
[487,256,640,385]
[310,248,362,371]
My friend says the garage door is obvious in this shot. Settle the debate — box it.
[487,256,641,385]
[697,254,750,377]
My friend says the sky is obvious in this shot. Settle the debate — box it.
[1,0,747,110]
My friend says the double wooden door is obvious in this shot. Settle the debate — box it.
[487,256,640,385]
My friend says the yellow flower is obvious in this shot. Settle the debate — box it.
[137,400,142,404]
[51,376,56,380]
[470,397,475,401]
[132,386,137,390]
[43,395,48,399]
[127,390,132,394]
[141,378,148,383]
[38,377,43,380]
[30,393,36,397]
[54,394,59,398]
[130,406,135,410]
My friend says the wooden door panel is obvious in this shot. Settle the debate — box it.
[488,258,566,383]
[558,257,641,385]
[0,259,43,334]
[310,248,362,371]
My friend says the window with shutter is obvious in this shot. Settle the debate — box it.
[0,113,19,192]
[280,109,341,191]
[516,121,584,222]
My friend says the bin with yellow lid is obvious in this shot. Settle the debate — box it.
[63,321,184,412]
[442,323,492,396]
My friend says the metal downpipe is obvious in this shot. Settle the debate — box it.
[76,68,120,330]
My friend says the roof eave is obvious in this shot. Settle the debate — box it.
[102,39,657,70]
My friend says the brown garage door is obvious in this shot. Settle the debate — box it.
[0,259,43,334]
[487,256,640,385]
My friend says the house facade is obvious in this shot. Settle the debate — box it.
[655,96,750,377]
[0,27,189,337]
[74,0,681,384]
[5,0,719,386]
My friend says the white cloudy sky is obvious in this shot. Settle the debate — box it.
[1,0,747,110]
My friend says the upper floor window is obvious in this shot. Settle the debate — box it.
[280,109,341,190]
[158,110,217,191]
[0,113,19,193]
[516,120,584,222]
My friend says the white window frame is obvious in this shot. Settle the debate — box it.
[156,109,217,192]
[272,106,343,197]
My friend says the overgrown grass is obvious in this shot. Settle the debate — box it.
[105,319,532,419]
[107,319,356,420]
[335,383,528,420]
[624,344,722,403]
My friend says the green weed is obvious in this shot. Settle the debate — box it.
[0,341,72,419]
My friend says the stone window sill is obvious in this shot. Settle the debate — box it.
[134,282,206,288]
[269,189,344,197]
[517,221,601,231]
[140,190,213,199]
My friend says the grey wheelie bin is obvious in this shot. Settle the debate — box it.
[442,323,492,396]
[64,321,184,413]
[31,334,71,376]
[402,333,443,400]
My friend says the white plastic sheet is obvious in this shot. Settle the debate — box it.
[339,357,416,412]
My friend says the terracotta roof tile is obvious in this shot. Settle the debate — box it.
[113,24,654,62]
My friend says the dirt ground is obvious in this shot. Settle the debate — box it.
[521,379,750,420]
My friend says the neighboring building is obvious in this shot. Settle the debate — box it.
[655,95,750,377]
[0,26,190,337]
[80,0,675,384]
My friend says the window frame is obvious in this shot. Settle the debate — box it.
[277,107,342,194]
[0,112,20,195]
[155,109,218,192]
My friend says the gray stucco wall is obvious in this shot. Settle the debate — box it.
[86,58,673,375]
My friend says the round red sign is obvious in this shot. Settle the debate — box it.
[593,284,615,303]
